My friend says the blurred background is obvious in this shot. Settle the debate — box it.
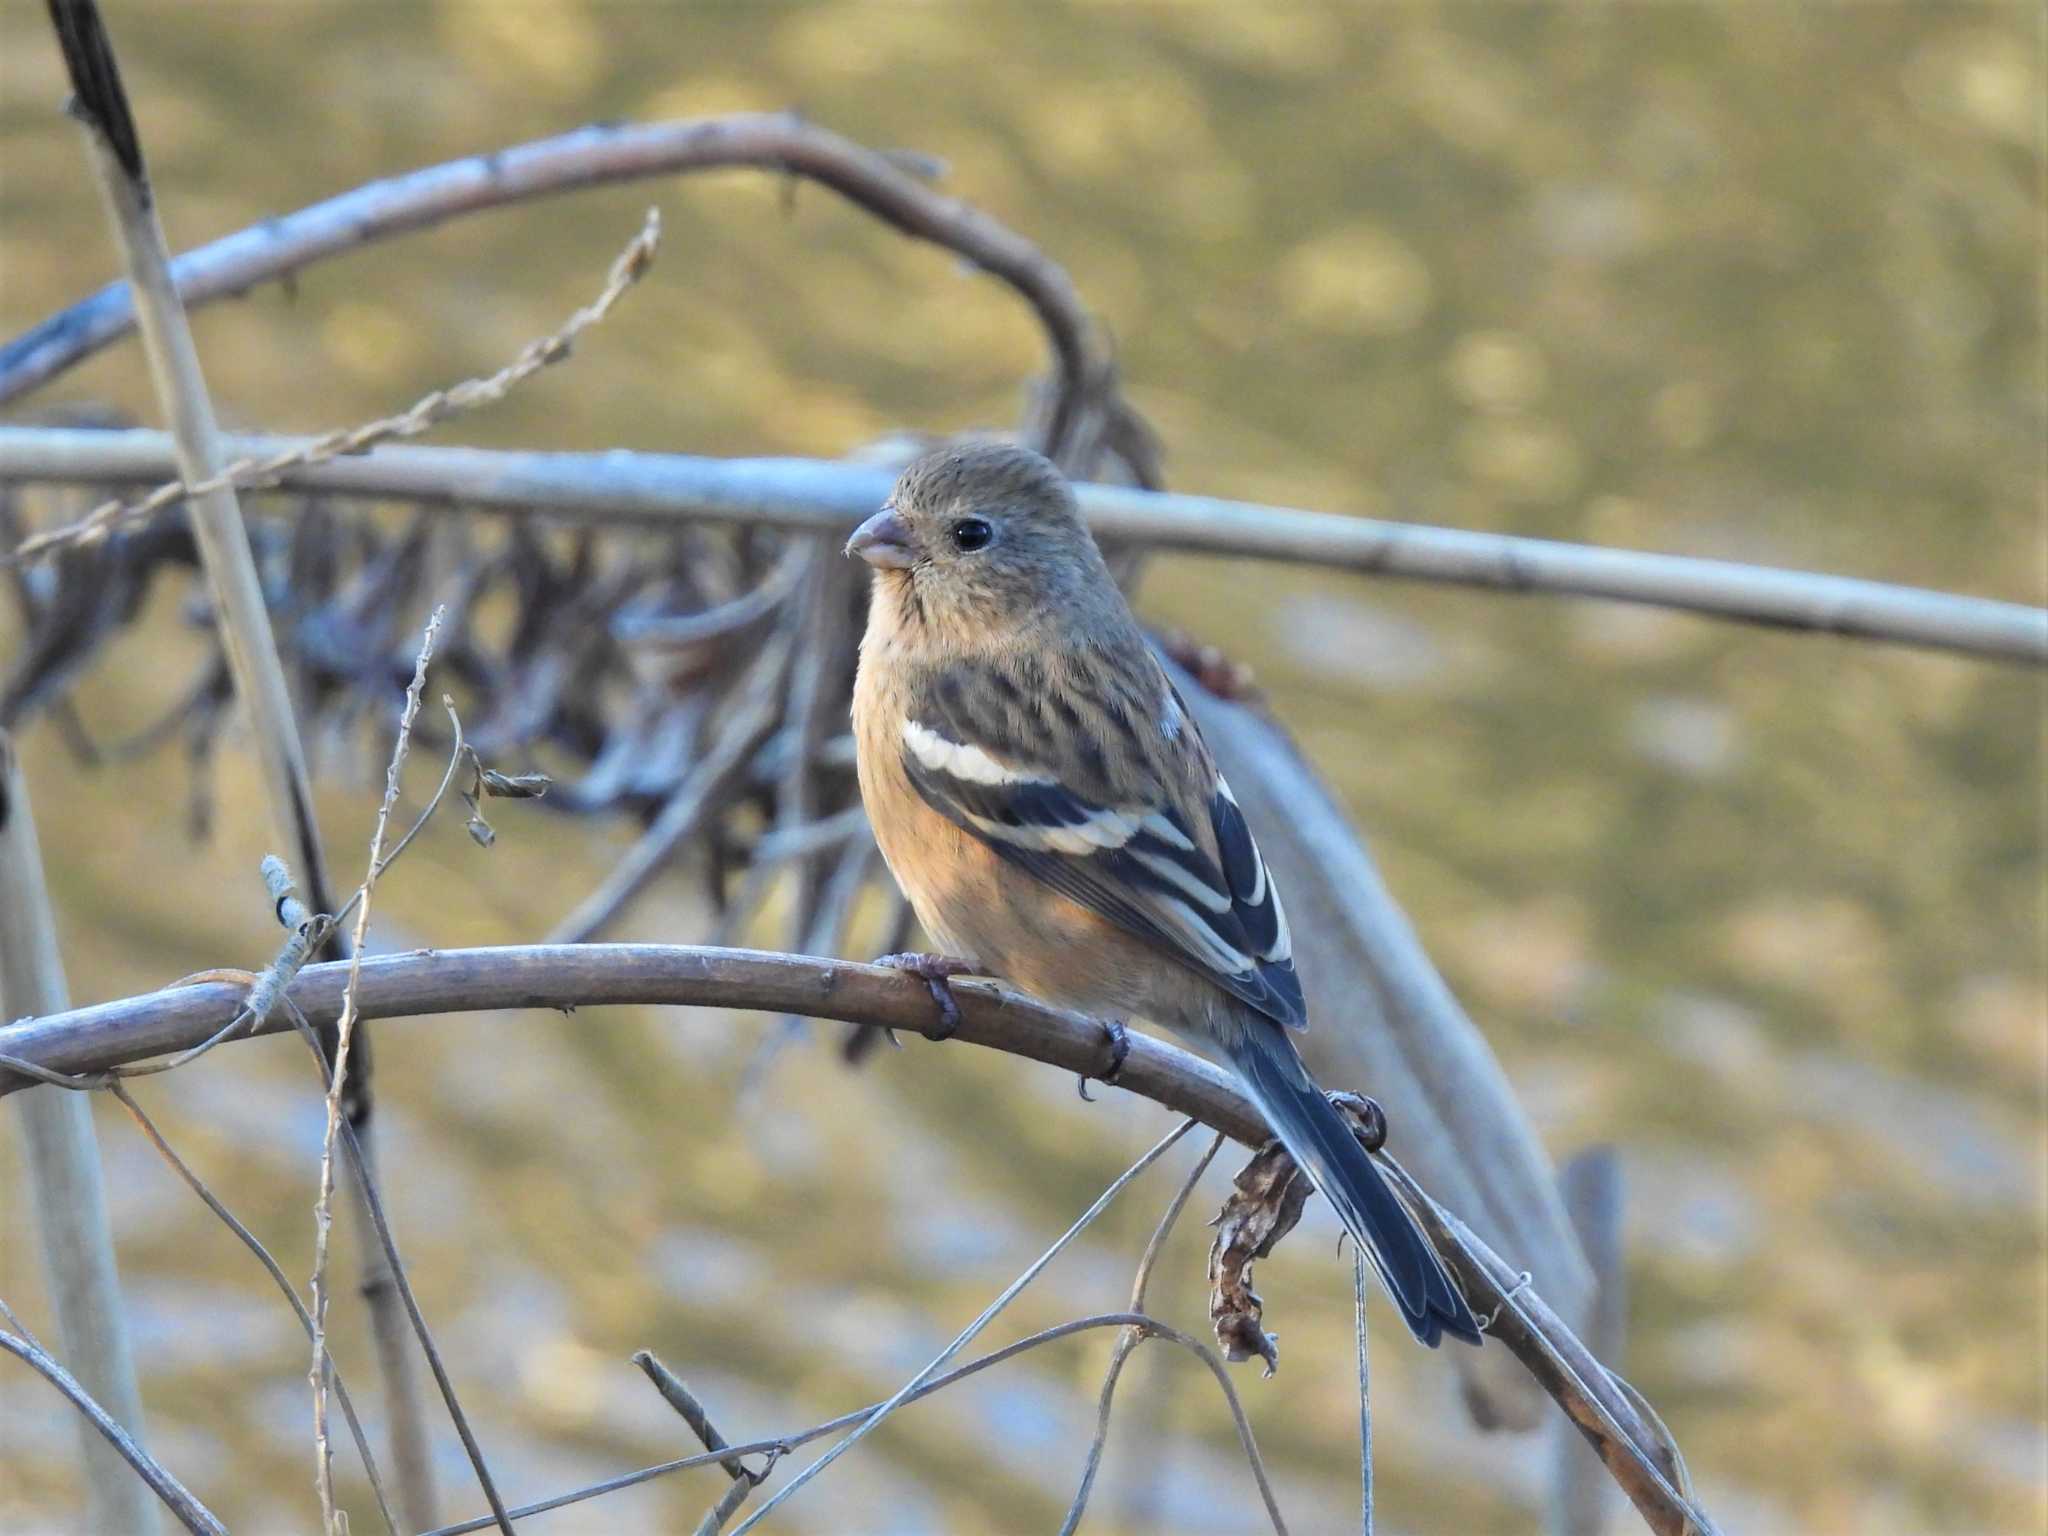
[0,3,2042,1533]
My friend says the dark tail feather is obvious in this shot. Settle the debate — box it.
[1224,1028,1481,1348]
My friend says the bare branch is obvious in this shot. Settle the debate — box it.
[105,1081,397,1535]
[0,728,157,1535]
[5,430,2039,664]
[0,1326,224,1536]
[420,1311,1271,1536]
[51,0,345,978]
[727,1119,1195,1532]
[0,943,1715,1534]
[14,210,662,563]
[0,115,1099,448]
[1057,1131,1278,1536]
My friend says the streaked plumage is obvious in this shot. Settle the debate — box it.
[849,441,1480,1349]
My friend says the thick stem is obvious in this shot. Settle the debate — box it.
[0,735,158,1535]
[49,2,428,1520]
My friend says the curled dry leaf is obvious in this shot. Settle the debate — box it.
[477,769,552,800]
[1207,1137,1311,1376]
[1207,1091,1389,1375]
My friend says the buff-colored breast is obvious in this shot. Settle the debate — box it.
[852,624,1172,1023]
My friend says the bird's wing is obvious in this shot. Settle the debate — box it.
[899,666,1306,1030]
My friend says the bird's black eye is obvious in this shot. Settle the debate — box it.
[950,518,993,553]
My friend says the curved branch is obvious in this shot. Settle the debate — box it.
[0,114,1096,449]
[3,427,2040,664]
[0,943,1713,1535]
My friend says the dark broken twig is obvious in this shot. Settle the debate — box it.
[632,1352,786,1536]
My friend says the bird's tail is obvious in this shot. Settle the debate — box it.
[1222,1027,1481,1348]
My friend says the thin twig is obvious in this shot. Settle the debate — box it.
[727,1120,1197,1534]
[282,995,522,1536]
[308,608,468,1534]
[630,1352,783,1536]
[420,1312,1266,1536]
[1058,1129,1272,1536]
[13,211,661,562]
[105,1080,397,1536]
[0,1326,225,1536]
[6,430,2039,663]
[1354,1248,1373,1536]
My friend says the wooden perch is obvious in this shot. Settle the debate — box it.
[0,942,1716,1536]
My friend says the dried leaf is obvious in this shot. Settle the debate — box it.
[478,768,552,799]
[1206,1093,1389,1375]
[1207,1137,1313,1376]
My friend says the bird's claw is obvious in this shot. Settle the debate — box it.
[1327,1090,1389,1153]
[874,952,974,1040]
[1076,1018,1131,1101]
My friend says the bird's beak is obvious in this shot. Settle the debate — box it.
[845,507,916,570]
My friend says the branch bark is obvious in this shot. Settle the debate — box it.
[0,114,1098,453]
[0,943,1713,1536]
[4,428,2040,664]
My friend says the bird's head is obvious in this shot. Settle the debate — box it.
[846,441,1114,644]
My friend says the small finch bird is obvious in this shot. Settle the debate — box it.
[847,441,1479,1348]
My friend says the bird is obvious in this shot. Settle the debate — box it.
[846,440,1480,1349]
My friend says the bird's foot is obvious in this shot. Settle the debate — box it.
[874,952,975,1040]
[1327,1090,1388,1153]
[1076,1018,1131,1101]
